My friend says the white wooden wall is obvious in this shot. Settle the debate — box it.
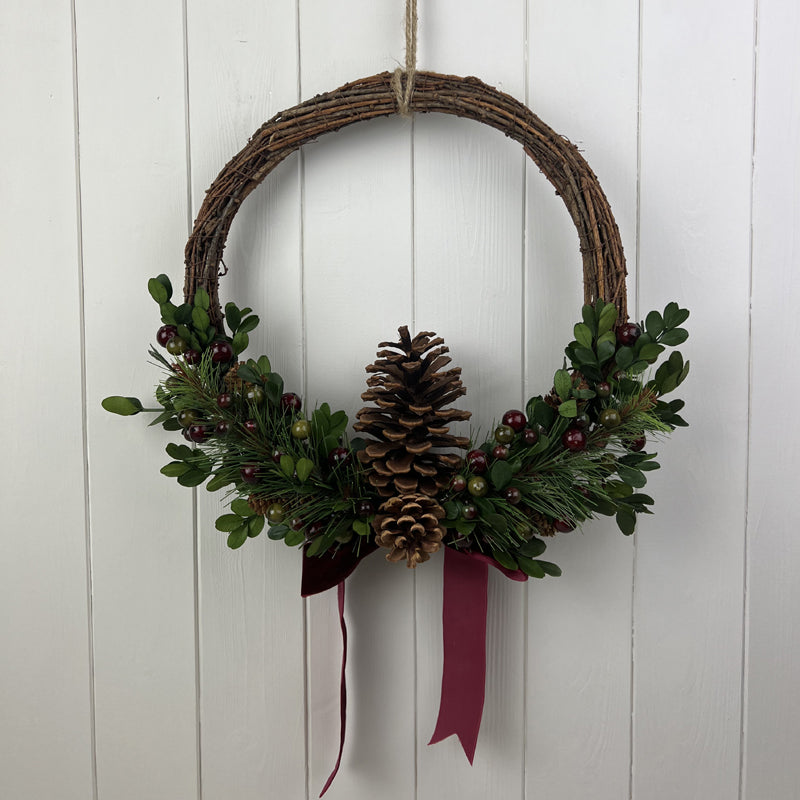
[2,1,798,798]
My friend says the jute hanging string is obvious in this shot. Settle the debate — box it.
[184,70,628,324]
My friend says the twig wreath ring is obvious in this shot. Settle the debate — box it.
[104,70,689,793]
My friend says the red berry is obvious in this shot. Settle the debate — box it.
[554,519,575,533]
[462,503,478,520]
[492,444,509,460]
[289,516,305,531]
[629,436,646,452]
[616,322,642,347]
[522,428,539,445]
[243,419,258,434]
[156,325,178,347]
[450,475,467,493]
[466,449,489,473]
[271,449,285,463]
[504,486,521,505]
[328,447,351,468]
[217,392,233,409]
[613,370,626,382]
[357,500,374,518]
[188,424,210,443]
[240,464,259,484]
[209,340,234,364]
[502,409,527,432]
[562,428,587,452]
[307,521,325,538]
[214,420,230,436]
[280,392,302,412]
[182,428,192,441]
[184,349,201,365]
[573,412,591,430]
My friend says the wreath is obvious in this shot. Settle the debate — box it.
[103,70,689,790]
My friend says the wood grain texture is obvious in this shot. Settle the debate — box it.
[524,3,639,798]
[185,3,307,797]
[634,2,754,798]
[0,3,94,797]
[414,2,526,797]
[76,1,198,796]
[299,3,416,797]
[744,1,800,796]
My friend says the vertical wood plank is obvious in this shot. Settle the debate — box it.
[185,3,307,797]
[634,3,754,797]
[524,4,640,798]
[0,2,94,797]
[76,1,198,796]
[414,2,527,798]
[299,3,416,798]
[744,1,800,797]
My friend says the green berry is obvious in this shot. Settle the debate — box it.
[245,385,265,405]
[599,408,622,429]
[266,503,286,524]
[166,335,187,355]
[467,476,489,497]
[177,409,199,428]
[291,419,311,440]
[494,424,515,444]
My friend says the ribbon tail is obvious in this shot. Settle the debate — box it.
[319,581,347,797]
[428,547,489,764]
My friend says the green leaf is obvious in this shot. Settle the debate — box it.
[154,273,173,299]
[581,305,598,335]
[489,460,514,490]
[518,537,547,558]
[160,461,190,477]
[659,328,689,346]
[268,523,289,541]
[166,442,193,460]
[485,512,508,534]
[296,458,314,483]
[645,310,664,338]
[148,278,169,304]
[265,372,284,405]
[352,519,370,537]
[285,529,305,547]
[101,396,144,416]
[328,410,349,440]
[663,303,690,329]
[536,560,562,577]
[247,516,265,538]
[617,465,647,488]
[444,501,460,520]
[194,287,210,311]
[517,556,546,578]
[558,399,578,418]
[597,339,616,365]
[206,473,233,492]
[177,470,207,487]
[616,508,637,536]
[256,355,271,375]
[237,315,260,335]
[554,368,572,401]
[227,525,249,549]
[236,365,262,385]
[230,498,253,517]
[232,331,249,355]
[614,347,634,370]
[573,346,598,366]
[597,303,618,336]
[191,306,210,331]
[279,454,295,478]
[162,417,182,432]
[528,398,555,429]
[224,302,242,334]
[174,303,193,325]
[491,550,518,570]
[573,323,593,349]
[215,514,244,532]
[639,343,665,362]
[160,302,177,325]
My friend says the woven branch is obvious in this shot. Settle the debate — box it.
[184,71,627,327]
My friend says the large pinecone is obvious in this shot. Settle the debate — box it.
[373,494,445,568]
[354,326,471,498]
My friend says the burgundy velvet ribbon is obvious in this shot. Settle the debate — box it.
[428,548,527,761]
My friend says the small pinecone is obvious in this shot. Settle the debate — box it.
[354,326,471,498]
[247,494,271,516]
[531,511,556,537]
[373,494,446,568]
[224,361,246,392]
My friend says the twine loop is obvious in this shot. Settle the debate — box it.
[392,0,418,115]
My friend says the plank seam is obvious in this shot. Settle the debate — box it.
[71,0,99,796]
[738,1,760,797]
